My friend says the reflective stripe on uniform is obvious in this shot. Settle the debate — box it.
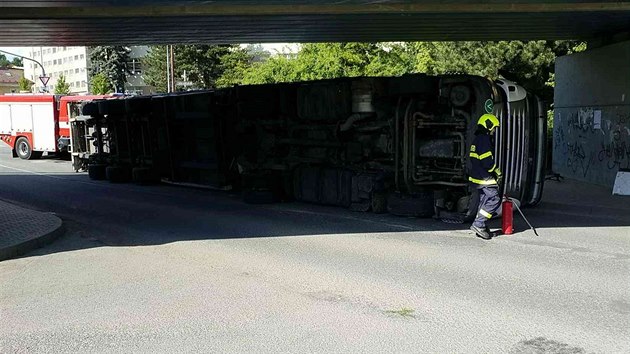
[488,163,496,173]
[468,176,497,185]
[469,151,493,160]
[479,209,492,218]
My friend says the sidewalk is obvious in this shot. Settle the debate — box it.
[538,177,630,222]
[0,200,63,261]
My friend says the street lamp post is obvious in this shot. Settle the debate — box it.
[0,49,49,92]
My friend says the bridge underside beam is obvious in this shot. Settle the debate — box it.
[0,1,629,45]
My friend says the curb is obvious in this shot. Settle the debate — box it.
[0,216,65,262]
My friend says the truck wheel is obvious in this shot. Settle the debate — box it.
[387,191,435,217]
[371,192,388,213]
[82,102,99,116]
[88,164,107,180]
[132,167,158,185]
[106,166,131,183]
[242,189,275,204]
[15,137,35,160]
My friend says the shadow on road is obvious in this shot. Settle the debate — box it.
[1,170,629,261]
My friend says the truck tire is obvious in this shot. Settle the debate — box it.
[371,192,388,213]
[132,167,158,185]
[242,189,275,204]
[99,99,126,116]
[15,137,39,160]
[106,166,131,183]
[387,191,434,217]
[82,102,99,116]
[88,164,107,180]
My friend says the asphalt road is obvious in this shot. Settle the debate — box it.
[1,144,629,353]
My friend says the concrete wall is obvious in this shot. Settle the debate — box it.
[553,40,630,187]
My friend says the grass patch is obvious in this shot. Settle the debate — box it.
[385,308,416,318]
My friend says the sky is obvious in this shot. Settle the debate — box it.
[0,47,26,59]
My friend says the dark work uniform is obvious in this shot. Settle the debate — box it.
[468,132,501,229]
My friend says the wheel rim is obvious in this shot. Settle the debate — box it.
[18,141,29,155]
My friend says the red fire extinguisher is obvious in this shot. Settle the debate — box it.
[502,197,514,235]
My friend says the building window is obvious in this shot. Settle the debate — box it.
[80,54,85,59]
[82,81,87,87]
[69,57,73,63]
[53,48,57,53]
[81,68,85,72]
[74,55,79,60]
[75,81,80,87]
[63,58,67,64]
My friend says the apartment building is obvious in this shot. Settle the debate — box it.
[24,47,88,94]
[23,46,152,95]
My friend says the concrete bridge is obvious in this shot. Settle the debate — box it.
[0,1,629,45]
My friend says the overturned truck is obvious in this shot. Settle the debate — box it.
[71,74,546,221]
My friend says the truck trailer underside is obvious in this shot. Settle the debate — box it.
[71,74,546,221]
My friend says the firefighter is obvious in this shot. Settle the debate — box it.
[468,113,502,240]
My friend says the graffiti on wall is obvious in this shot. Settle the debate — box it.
[597,113,630,170]
[555,107,630,184]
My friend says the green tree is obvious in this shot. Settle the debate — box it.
[0,54,10,67]
[143,45,251,92]
[143,45,168,92]
[215,47,254,88]
[90,72,113,94]
[18,77,33,92]
[11,57,23,67]
[242,55,300,84]
[242,42,412,85]
[244,44,271,63]
[405,41,584,102]
[55,75,71,95]
[89,46,131,93]
[240,41,583,103]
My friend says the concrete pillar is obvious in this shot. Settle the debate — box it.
[553,40,630,187]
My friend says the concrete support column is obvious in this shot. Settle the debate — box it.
[553,40,630,187]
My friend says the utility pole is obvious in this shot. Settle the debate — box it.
[165,45,175,93]
[170,45,175,92]
[166,46,171,93]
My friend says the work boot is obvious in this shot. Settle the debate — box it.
[470,225,492,240]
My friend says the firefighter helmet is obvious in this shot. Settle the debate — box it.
[477,114,500,132]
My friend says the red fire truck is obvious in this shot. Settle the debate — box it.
[0,94,108,159]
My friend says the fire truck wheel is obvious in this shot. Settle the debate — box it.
[106,166,131,183]
[15,137,36,160]
[132,167,158,185]
[88,164,107,180]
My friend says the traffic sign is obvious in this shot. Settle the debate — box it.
[484,99,494,113]
[39,76,50,86]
